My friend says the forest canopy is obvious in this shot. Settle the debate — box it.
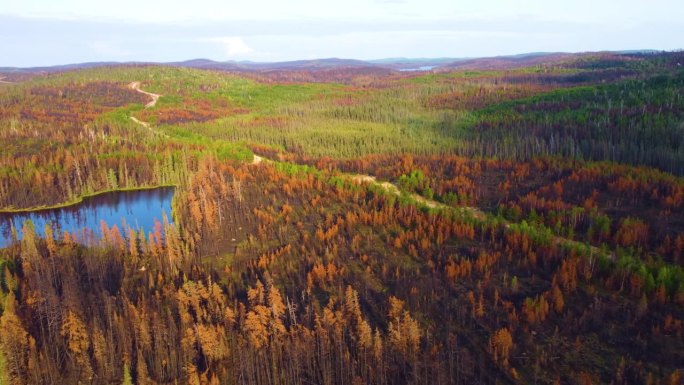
[0,51,683,385]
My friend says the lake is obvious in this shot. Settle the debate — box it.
[398,66,436,72]
[0,187,174,248]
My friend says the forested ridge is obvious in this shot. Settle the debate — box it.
[0,51,683,384]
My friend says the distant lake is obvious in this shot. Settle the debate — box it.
[398,66,436,72]
[0,188,174,248]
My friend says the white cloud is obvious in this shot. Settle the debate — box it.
[204,36,253,57]
[88,40,130,57]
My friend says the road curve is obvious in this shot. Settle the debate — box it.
[255,154,611,259]
[124,81,610,262]
[129,81,160,108]
[127,81,170,138]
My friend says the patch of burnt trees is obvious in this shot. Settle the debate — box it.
[0,81,196,209]
[1,160,683,384]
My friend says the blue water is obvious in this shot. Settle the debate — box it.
[0,188,174,248]
[398,66,436,72]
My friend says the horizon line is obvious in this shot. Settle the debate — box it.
[2,48,677,70]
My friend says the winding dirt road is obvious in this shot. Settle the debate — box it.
[351,174,485,218]
[127,81,262,166]
[127,82,169,138]
[254,154,610,259]
[0,76,15,84]
[350,171,609,259]
[129,82,160,108]
[123,81,609,260]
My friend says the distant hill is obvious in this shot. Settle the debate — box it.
[0,50,664,75]
[0,61,127,72]
[167,58,375,71]
[439,52,574,70]
[368,57,461,70]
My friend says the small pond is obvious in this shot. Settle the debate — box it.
[0,187,174,248]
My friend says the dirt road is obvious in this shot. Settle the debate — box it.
[256,155,609,259]
[251,155,264,165]
[129,81,160,108]
[126,81,170,138]
[123,80,608,261]
[351,174,485,218]
[129,116,150,128]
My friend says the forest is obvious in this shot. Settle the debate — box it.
[0,51,683,385]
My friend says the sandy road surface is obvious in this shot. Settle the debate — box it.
[129,81,160,108]
[251,155,264,165]
[256,156,611,259]
[129,116,150,128]
[127,81,170,138]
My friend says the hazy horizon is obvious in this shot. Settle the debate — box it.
[0,50,673,69]
[2,0,683,67]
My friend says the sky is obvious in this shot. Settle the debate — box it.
[1,0,683,67]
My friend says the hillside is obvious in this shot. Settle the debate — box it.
[0,51,682,385]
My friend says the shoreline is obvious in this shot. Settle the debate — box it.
[0,184,178,214]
